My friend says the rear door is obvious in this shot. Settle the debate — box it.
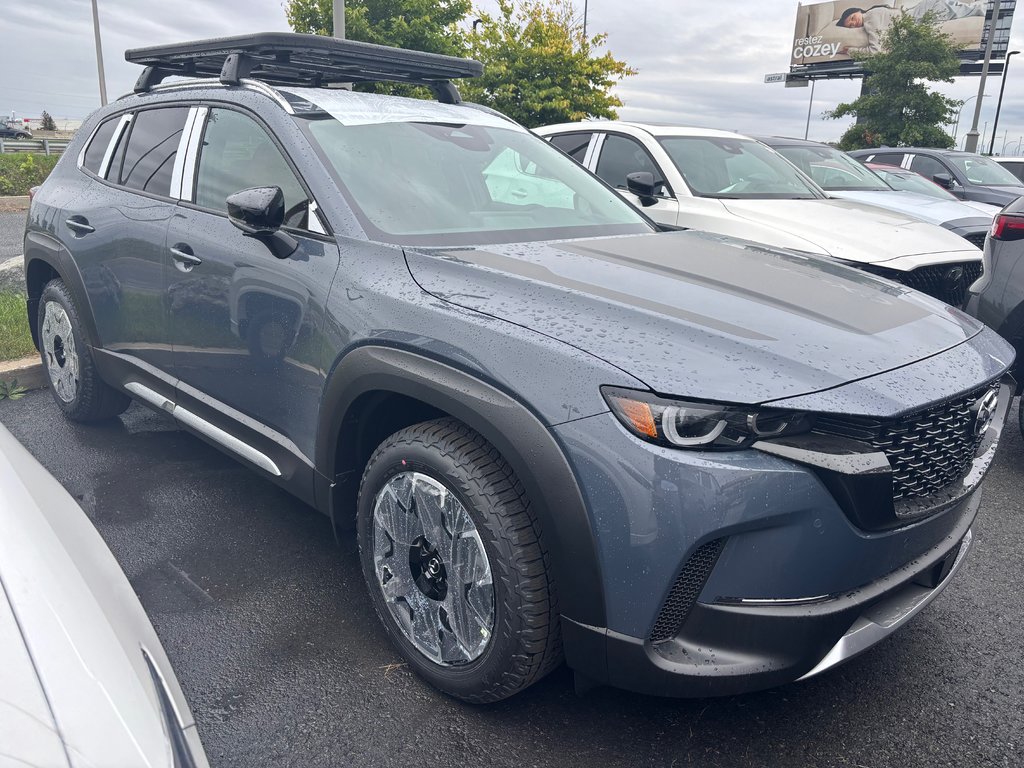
[66,106,190,377]
[591,133,680,226]
[165,106,338,470]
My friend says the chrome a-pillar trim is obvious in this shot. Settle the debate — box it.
[124,382,282,477]
[797,528,973,682]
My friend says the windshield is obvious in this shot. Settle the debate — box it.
[299,117,653,246]
[948,155,1023,187]
[657,136,822,200]
[774,145,891,191]
[871,167,956,200]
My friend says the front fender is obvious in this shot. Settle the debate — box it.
[315,345,607,629]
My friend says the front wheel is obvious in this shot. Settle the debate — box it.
[356,418,561,703]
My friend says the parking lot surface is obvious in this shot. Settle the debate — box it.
[1,390,1021,768]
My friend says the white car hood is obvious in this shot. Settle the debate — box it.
[720,198,981,264]
[829,190,993,227]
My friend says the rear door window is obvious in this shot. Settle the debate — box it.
[117,107,189,196]
[870,152,905,168]
[548,133,593,164]
[81,117,119,176]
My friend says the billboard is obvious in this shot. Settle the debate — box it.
[791,0,1014,68]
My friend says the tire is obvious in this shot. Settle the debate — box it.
[356,418,561,703]
[38,279,130,422]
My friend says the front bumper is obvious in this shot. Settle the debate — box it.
[563,503,976,698]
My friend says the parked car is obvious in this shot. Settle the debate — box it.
[537,121,983,308]
[865,163,1001,215]
[24,33,1015,702]
[992,156,1024,184]
[849,147,1024,207]
[0,423,209,767]
[967,196,1024,436]
[0,119,32,139]
[756,136,993,250]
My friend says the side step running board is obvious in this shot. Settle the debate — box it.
[124,382,282,477]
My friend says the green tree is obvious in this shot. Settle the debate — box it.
[827,11,961,150]
[40,111,56,132]
[462,0,635,128]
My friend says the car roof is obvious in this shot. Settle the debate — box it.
[538,120,751,140]
[751,135,828,148]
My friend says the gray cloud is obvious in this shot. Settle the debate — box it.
[2,0,1022,150]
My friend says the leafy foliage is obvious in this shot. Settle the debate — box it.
[461,0,635,128]
[283,0,635,125]
[40,110,57,132]
[0,153,59,196]
[828,11,962,150]
[0,380,27,401]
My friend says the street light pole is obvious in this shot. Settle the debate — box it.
[989,50,1020,155]
[964,0,1002,153]
[804,78,816,140]
[583,0,589,39]
[333,0,345,38]
[91,0,107,106]
[952,94,979,144]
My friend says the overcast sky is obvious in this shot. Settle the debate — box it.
[3,0,1023,152]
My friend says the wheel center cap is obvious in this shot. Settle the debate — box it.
[409,535,448,601]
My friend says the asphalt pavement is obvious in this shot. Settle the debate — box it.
[1,389,1021,768]
[0,211,26,263]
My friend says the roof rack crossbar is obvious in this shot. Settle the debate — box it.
[126,33,482,104]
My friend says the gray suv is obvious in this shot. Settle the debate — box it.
[23,34,1015,702]
[968,196,1024,435]
[850,147,1024,208]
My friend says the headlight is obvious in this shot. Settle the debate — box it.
[602,386,813,450]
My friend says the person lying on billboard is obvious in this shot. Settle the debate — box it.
[837,1,984,54]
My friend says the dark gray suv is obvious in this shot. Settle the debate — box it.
[23,34,1016,702]
[850,147,1024,208]
[968,196,1024,435]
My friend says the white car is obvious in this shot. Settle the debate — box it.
[536,121,983,307]
[0,423,209,767]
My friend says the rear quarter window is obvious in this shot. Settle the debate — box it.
[81,117,119,176]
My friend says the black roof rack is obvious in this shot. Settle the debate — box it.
[125,32,482,104]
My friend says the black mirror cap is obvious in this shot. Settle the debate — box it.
[227,186,286,235]
[933,173,954,189]
[626,171,662,206]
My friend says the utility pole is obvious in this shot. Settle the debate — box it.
[964,0,1001,153]
[990,50,1020,155]
[804,78,816,140]
[91,0,107,106]
[333,0,345,38]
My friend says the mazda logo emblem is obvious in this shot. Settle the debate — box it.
[972,387,1000,438]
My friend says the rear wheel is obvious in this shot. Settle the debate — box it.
[38,279,130,422]
[356,418,561,702]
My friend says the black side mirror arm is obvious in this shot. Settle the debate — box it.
[243,229,298,259]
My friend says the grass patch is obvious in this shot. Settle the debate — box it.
[0,291,36,362]
[0,153,60,196]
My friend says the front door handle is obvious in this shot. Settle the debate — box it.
[170,244,202,272]
[65,216,95,235]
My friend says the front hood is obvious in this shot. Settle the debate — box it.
[406,231,984,403]
[719,198,979,263]
[830,190,992,228]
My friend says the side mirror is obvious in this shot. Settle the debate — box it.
[626,171,660,206]
[226,186,297,259]
[932,173,954,189]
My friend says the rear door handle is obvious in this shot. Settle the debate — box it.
[65,216,94,235]
[170,244,202,272]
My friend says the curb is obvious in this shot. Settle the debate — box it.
[0,355,46,392]
[0,195,30,212]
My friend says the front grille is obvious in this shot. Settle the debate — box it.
[962,231,988,250]
[864,261,983,308]
[814,386,993,507]
[649,538,725,643]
